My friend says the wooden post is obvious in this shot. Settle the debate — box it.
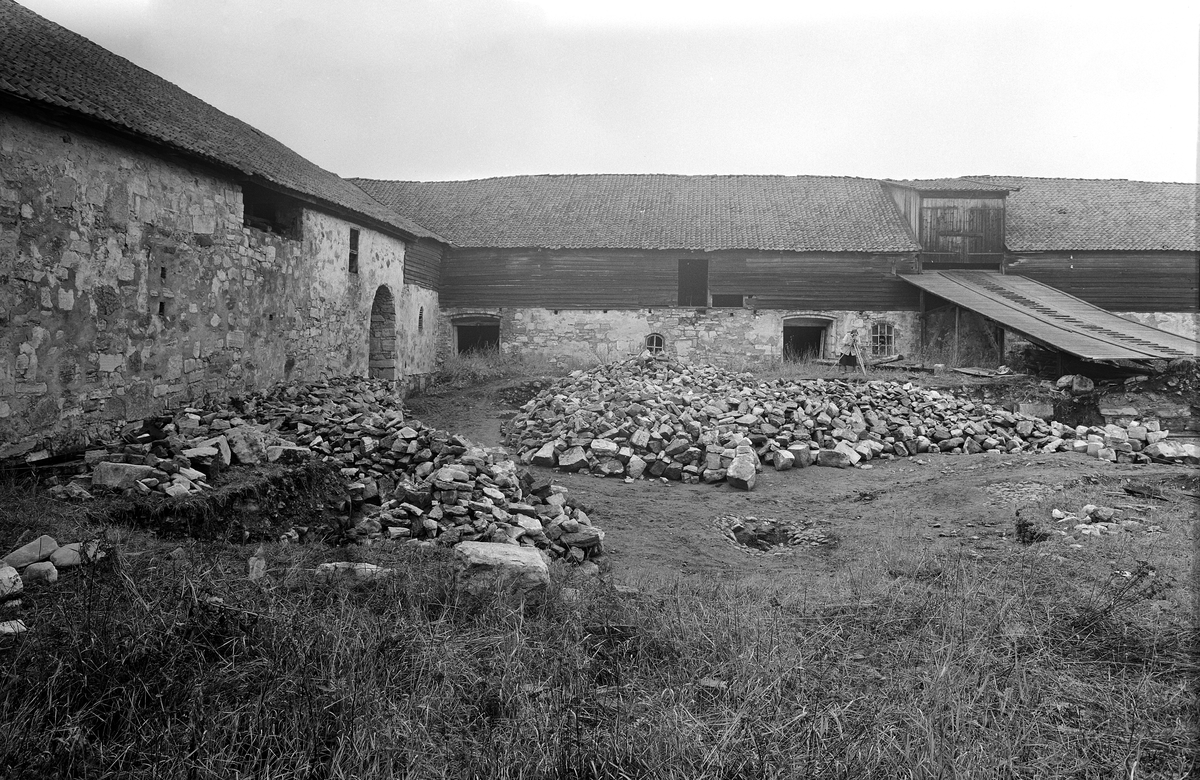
[953,306,961,365]
[919,290,927,353]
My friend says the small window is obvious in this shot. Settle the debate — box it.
[870,322,896,357]
[418,306,424,331]
[645,333,665,354]
[348,228,359,274]
[711,294,743,308]
[242,182,301,239]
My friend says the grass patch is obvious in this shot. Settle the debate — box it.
[2,474,1195,778]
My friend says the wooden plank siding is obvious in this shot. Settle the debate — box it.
[1007,251,1198,312]
[918,197,1005,266]
[403,238,443,290]
[440,248,920,310]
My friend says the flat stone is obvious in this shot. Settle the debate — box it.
[558,446,589,472]
[92,462,155,490]
[266,445,312,464]
[531,442,558,467]
[49,543,83,569]
[453,541,551,599]
[226,426,268,465]
[315,561,396,581]
[3,535,58,569]
[816,449,853,469]
[560,526,605,550]
[0,620,26,637]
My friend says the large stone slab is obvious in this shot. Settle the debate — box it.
[453,541,550,599]
[3,535,58,569]
[92,462,155,490]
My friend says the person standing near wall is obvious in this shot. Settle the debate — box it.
[838,328,862,372]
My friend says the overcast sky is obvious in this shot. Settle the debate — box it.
[18,0,1200,183]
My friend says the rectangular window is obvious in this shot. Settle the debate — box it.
[242,182,302,239]
[870,323,896,357]
[711,294,743,308]
[678,259,708,306]
[348,228,360,274]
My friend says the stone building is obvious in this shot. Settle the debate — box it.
[2,0,1197,459]
[0,0,445,458]
[357,174,1197,365]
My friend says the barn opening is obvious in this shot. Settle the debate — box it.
[368,285,397,381]
[783,316,831,361]
[678,258,709,306]
[455,315,500,354]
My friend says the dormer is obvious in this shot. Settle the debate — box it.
[882,179,1009,270]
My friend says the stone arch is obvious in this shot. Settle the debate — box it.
[368,285,397,381]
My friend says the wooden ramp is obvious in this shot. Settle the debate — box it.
[900,271,1198,361]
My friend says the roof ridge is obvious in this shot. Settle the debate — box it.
[351,173,892,185]
[969,174,1198,186]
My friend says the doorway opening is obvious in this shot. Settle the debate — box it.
[783,316,831,361]
[368,285,397,381]
[454,315,500,354]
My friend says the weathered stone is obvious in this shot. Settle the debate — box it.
[315,561,396,581]
[531,442,558,467]
[92,462,155,490]
[49,543,83,569]
[558,446,589,472]
[0,565,22,600]
[726,453,758,490]
[816,449,853,468]
[772,450,795,471]
[3,535,58,569]
[0,620,26,637]
[453,541,550,599]
[226,426,268,465]
[21,561,58,586]
[266,445,311,464]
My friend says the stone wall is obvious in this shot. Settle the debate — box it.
[1114,311,1197,342]
[438,306,920,364]
[0,110,435,457]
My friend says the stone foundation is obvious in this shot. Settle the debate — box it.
[439,307,921,364]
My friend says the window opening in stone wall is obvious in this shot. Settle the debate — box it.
[678,258,708,306]
[418,306,424,331]
[456,318,500,354]
[348,228,360,274]
[157,301,166,316]
[368,285,396,381]
[870,322,896,357]
[645,333,665,354]
[242,182,302,239]
[159,266,167,281]
[711,294,743,308]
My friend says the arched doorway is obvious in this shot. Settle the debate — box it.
[368,285,397,381]
[783,316,833,361]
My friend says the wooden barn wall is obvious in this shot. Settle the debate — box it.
[439,248,920,310]
[403,238,443,291]
[1007,251,1198,312]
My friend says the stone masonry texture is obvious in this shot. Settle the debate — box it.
[0,111,437,457]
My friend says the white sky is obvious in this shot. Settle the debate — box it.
[18,0,1200,183]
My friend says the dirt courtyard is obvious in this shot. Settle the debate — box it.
[405,377,1198,586]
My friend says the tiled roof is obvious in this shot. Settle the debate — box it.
[884,178,1010,192]
[969,176,1198,252]
[351,174,921,252]
[0,0,441,241]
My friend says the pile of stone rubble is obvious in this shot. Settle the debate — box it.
[1,534,105,636]
[46,378,603,562]
[507,355,1194,490]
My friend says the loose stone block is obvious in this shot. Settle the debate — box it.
[453,541,551,599]
[92,462,155,490]
[3,535,58,569]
